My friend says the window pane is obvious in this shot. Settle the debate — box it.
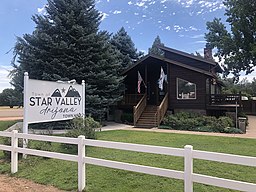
[177,78,196,99]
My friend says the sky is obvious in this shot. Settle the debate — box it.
[0,0,255,92]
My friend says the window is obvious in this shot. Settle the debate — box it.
[177,78,196,99]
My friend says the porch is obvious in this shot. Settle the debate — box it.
[119,93,168,128]
[206,94,243,111]
[119,93,246,127]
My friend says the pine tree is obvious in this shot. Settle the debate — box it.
[148,35,164,56]
[10,0,124,120]
[110,27,143,69]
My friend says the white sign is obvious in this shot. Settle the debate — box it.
[26,79,84,123]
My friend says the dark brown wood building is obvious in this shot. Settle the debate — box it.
[118,46,242,127]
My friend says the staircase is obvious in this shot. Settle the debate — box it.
[135,105,158,128]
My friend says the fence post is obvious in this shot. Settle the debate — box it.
[78,135,85,192]
[184,145,193,192]
[11,130,18,173]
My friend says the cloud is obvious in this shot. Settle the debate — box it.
[189,26,199,31]
[37,4,47,15]
[161,0,167,3]
[172,24,200,33]
[0,66,12,93]
[100,12,109,21]
[135,1,145,7]
[172,0,225,15]
[173,25,183,32]
[165,26,171,31]
[113,10,122,14]
[190,34,204,38]
[192,40,207,44]
[239,69,256,82]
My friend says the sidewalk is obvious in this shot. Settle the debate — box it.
[123,115,256,139]
[1,116,256,139]
[245,115,256,138]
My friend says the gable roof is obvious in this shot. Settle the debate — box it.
[158,45,223,73]
[123,54,215,77]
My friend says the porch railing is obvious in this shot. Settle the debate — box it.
[156,93,168,127]
[207,94,242,106]
[122,94,143,105]
[133,94,147,126]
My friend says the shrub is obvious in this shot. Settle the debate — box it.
[3,137,23,161]
[121,113,133,124]
[224,127,243,134]
[162,112,239,133]
[29,120,70,130]
[65,116,100,139]
[62,117,100,150]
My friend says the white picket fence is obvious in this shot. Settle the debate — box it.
[0,130,256,192]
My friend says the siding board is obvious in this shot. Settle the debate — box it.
[168,64,207,110]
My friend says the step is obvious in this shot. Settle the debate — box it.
[137,120,156,124]
[135,105,158,128]
[135,124,156,128]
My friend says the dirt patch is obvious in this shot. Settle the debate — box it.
[0,107,23,119]
[0,174,66,192]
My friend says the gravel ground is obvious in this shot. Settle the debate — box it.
[0,174,66,192]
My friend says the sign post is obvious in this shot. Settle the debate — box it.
[23,72,29,150]
[82,80,85,118]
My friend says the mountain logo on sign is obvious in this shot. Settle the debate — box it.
[51,89,62,97]
[65,86,81,97]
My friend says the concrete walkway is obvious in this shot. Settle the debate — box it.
[123,115,256,139]
[4,121,130,135]
[1,115,256,139]
[245,115,256,138]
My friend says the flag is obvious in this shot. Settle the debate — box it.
[158,67,165,91]
[138,71,142,93]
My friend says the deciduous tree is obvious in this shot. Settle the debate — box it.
[205,0,256,81]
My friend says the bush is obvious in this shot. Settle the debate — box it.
[29,120,70,130]
[3,137,23,161]
[65,116,100,139]
[62,117,100,150]
[224,127,243,134]
[162,112,240,133]
[121,113,133,124]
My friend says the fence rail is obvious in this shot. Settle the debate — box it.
[0,130,256,192]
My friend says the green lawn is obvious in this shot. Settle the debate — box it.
[0,124,256,191]
[0,121,18,131]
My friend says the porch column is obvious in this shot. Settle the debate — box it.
[145,63,148,90]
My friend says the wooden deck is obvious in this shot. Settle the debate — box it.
[206,104,240,110]
[206,94,242,111]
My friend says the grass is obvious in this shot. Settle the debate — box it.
[0,121,18,131]
[0,106,22,110]
[0,124,256,191]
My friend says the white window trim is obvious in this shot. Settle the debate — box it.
[176,78,197,100]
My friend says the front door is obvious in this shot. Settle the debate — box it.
[147,81,158,105]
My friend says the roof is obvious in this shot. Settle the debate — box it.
[158,45,223,73]
[122,54,215,77]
